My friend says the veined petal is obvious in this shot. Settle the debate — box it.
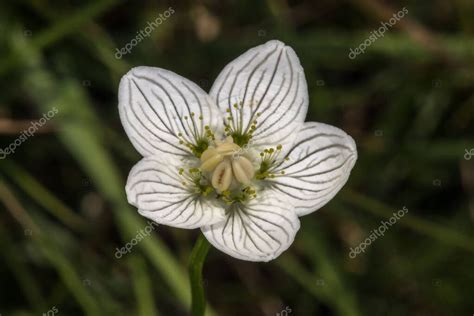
[119,66,223,157]
[267,122,357,216]
[201,192,300,262]
[209,40,308,152]
[126,154,226,229]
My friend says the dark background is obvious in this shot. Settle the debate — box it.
[0,0,473,315]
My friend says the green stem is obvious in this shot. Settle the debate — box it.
[189,234,211,316]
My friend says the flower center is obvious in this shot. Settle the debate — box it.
[200,137,255,193]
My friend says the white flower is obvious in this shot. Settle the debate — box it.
[118,40,357,262]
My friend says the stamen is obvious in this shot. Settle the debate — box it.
[176,113,217,157]
[221,186,257,205]
[256,144,285,180]
[223,99,257,147]
[178,167,214,196]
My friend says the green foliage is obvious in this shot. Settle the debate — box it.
[1,0,473,315]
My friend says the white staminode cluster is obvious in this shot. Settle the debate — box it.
[119,40,357,261]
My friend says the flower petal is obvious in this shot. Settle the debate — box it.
[209,40,308,152]
[126,154,226,229]
[119,66,223,157]
[267,122,357,216]
[201,192,300,262]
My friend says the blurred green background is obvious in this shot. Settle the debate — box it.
[1,0,473,315]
